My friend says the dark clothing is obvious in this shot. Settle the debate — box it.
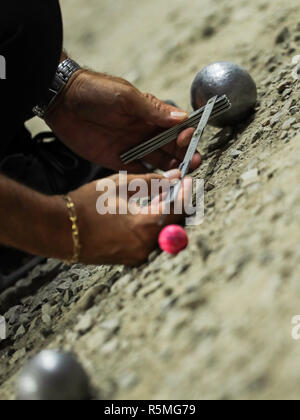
[0,0,63,158]
[0,1,113,286]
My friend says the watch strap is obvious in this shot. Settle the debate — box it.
[33,58,81,119]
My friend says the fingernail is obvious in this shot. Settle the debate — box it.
[163,169,181,178]
[170,111,188,120]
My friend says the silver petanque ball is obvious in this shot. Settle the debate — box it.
[17,350,91,400]
[191,61,257,127]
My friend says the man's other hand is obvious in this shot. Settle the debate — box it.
[45,71,201,173]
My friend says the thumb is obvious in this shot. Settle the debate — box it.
[127,170,181,198]
[135,93,188,128]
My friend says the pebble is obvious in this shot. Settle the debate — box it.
[277,82,290,94]
[205,182,215,192]
[261,119,270,127]
[101,319,120,333]
[196,237,212,261]
[75,313,94,334]
[270,111,284,127]
[140,281,162,298]
[230,149,242,158]
[14,325,26,339]
[118,372,139,390]
[125,280,141,297]
[252,129,263,143]
[41,304,52,325]
[240,169,259,187]
[77,284,109,312]
[282,117,296,130]
[275,27,290,44]
[101,338,119,355]
[10,348,26,365]
[111,274,133,294]
[282,88,292,98]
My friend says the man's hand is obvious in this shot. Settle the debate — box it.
[45,71,201,173]
[69,170,191,266]
[0,171,191,266]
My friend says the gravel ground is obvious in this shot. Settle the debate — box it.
[2,0,300,400]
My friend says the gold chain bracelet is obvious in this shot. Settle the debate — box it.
[62,195,82,265]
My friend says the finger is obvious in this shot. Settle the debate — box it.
[126,171,181,199]
[176,128,202,169]
[150,176,193,222]
[135,92,188,128]
[162,141,202,171]
[177,127,195,148]
[143,148,182,171]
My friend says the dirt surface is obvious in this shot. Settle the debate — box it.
[2,0,300,400]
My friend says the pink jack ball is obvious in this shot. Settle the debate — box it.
[159,225,189,255]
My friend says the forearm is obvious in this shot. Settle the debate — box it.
[0,175,72,260]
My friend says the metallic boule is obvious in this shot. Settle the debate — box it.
[17,350,91,400]
[191,61,257,127]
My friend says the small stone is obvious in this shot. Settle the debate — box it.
[252,129,263,143]
[77,284,109,312]
[111,274,133,294]
[277,82,290,94]
[63,291,70,304]
[230,149,242,158]
[56,281,72,291]
[269,107,278,116]
[240,169,259,187]
[42,313,51,325]
[261,119,270,127]
[125,280,141,297]
[205,182,215,192]
[148,250,160,263]
[282,88,292,98]
[270,112,284,127]
[10,348,26,365]
[5,306,23,325]
[290,106,299,115]
[15,325,26,339]
[206,201,215,208]
[280,131,288,140]
[118,372,139,390]
[139,281,162,298]
[75,313,94,334]
[275,27,290,44]
[101,338,119,355]
[196,237,212,261]
[282,117,296,130]
[42,304,52,315]
[101,319,120,333]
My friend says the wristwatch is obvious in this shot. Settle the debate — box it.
[33,58,81,119]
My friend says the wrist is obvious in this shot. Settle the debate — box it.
[32,194,74,262]
[33,58,82,119]
[45,69,89,126]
